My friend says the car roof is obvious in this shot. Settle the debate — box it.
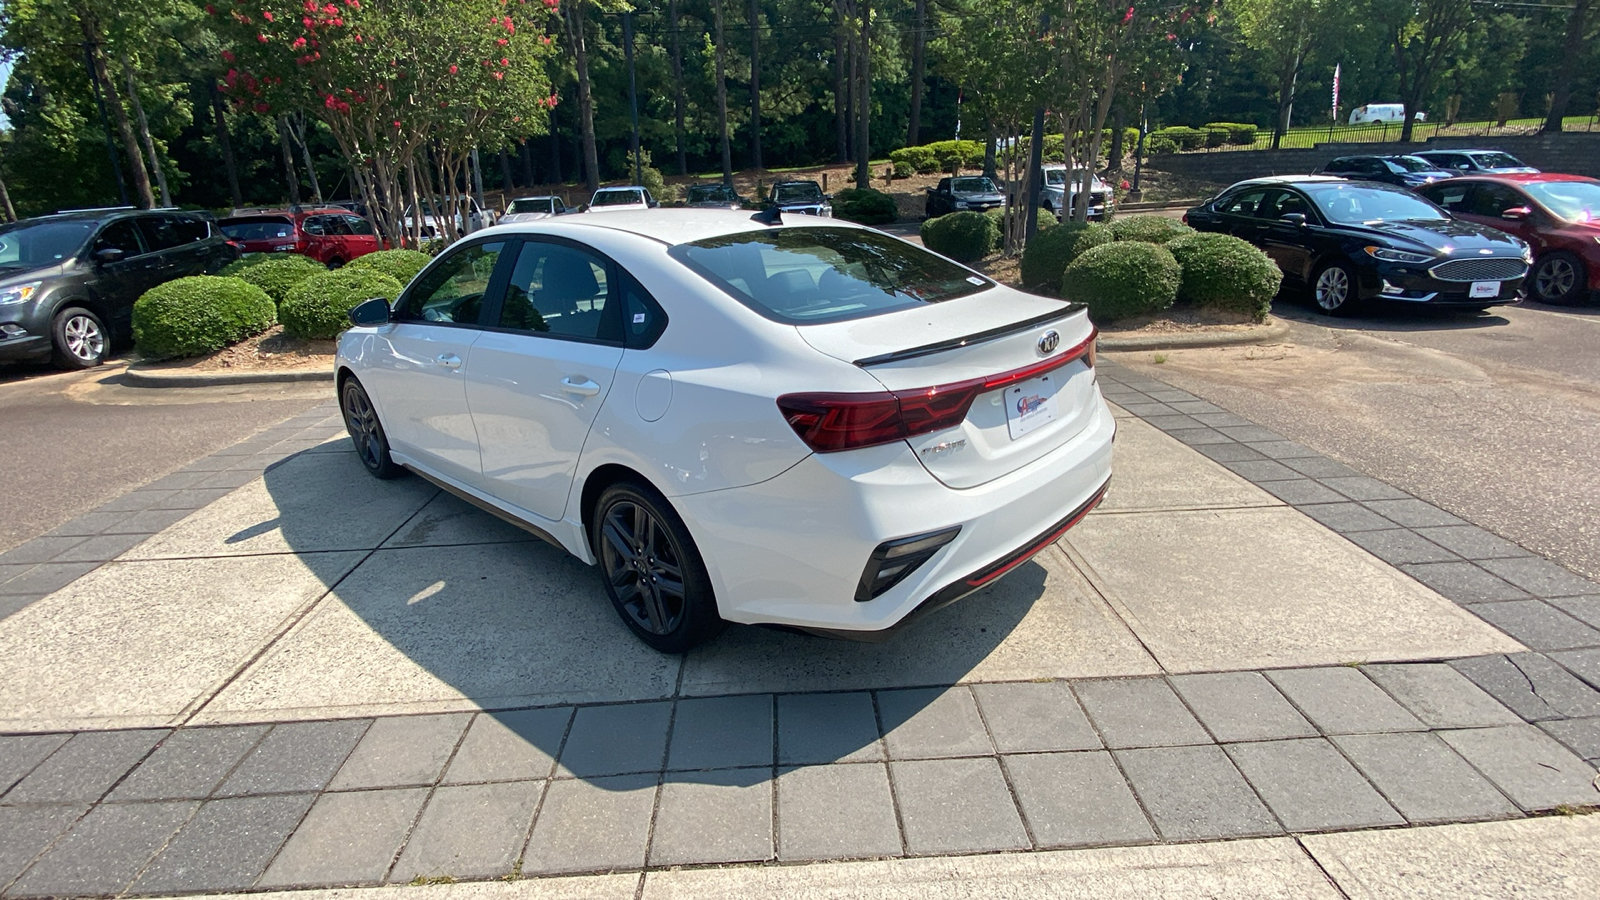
[1415,149,1515,157]
[470,208,865,247]
[512,195,561,201]
[24,207,200,227]
[594,185,647,192]
[1228,175,1349,187]
[1426,172,1593,185]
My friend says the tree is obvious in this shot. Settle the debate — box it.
[749,0,762,170]
[1544,0,1595,132]
[1233,0,1342,148]
[560,0,603,192]
[906,0,926,146]
[713,0,733,184]
[1375,0,1473,141]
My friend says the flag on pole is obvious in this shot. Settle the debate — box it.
[1332,64,1342,124]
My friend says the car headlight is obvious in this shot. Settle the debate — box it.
[1364,246,1435,264]
[953,200,969,209]
[1522,244,1535,263]
[0,281,41,306]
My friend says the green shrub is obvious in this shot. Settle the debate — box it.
[1060,241,1181,322]
[279,269,403,340]
[1108,214,1195,244]
[892,159,914,179]
[132,276,277,360]
[229,254,326,305]
[1019,222,1112,290]
[345,249,432,286]
[1204,126,1230,148]
[420,237,451,256]
[832,187,899,225]
[986,206,1058,235]
[219,254,273,276]
[1152,126,1207,151]
[1145,134,1178,155]
[1165,233,1283,321]
[920,210,998,263]
[1204,122,1259,146]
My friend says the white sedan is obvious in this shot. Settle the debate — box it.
[336,210,1113,651]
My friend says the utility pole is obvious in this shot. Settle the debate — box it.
[624,11,641,185]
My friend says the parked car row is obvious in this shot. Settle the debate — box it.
[1185,145,1598,312]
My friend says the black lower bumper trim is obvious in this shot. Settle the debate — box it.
[795,476,1112,643]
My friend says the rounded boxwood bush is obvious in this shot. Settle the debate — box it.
[985,206,1058,235]
[1019,222,1112,290]
[218,254,272,276]
[1108,214,1194,245]
[920,210,998,263]
[1165,233,1283,321]
[133,276,277,360]
[1060,241,1181,322]
[345,249,432,286]
[832,187,899,225]
[279,269,403,340]
[230,254,326,305]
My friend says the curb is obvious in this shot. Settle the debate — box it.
[1098,316,1291,351]
[1116,200,1200,212]
[122,364,334,387]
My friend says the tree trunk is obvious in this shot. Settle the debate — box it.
[499,146,516,192]
[290,116,323,204]
[906,0,926,147]
[208,83,243,209]
[670,0,688,175]
[79,16,153,209]
[0,168,16,222]
[713,0,733,185]
[277,117,302,206]
[749,0,762,171]
[833,7,848,163]
[121,57,170,207]
[520,141,535,186]
[1544,0,1593,132]
[983,134,996,180]
[854,0,871,189]
[1108,108,1125,171]
[565,1,601,192]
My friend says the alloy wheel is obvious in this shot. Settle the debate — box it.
[343,384,386,471]
[599,500,686,636]
[63,313,105,363]
[1315,266,1350,311]
[1535,257,1577,302]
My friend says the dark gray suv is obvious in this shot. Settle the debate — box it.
[0,208,238,369]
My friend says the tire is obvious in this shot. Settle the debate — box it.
[1311,260,1360,316]
[592,480,725,654]
[327,258,345,270]
[340,377,404,479]
[51,307,108,369]
[1528,251,1586,305]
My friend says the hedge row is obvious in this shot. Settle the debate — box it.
[1145,122,1259,154]
[889,140,987,177]
[831,187,898,225]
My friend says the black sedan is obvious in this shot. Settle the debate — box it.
[925,175,1006,218]
[1315,155,1456,190]
[1184,176,1532,314]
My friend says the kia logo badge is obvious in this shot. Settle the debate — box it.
[1038,330,1060,354]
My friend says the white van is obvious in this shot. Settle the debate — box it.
[1349,104,1425,125]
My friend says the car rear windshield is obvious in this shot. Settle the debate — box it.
[0,221,95,270]
[1384,156,1441,173]
[672,226,994,324]
[1524,181,1600,222]
[593,190,644,207]
[1304,183,1448,224]
[220,216,294,240]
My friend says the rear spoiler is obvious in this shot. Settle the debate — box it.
[853,304,1088,367]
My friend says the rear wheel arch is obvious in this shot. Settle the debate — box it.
[579,463,665,553]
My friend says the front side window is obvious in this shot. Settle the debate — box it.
[1256,189,1308,220]
[94,220,145,257]
[673,226,993,324]
[1305,184,1448,224]
[497,241,614,340]
[396,241,504,325]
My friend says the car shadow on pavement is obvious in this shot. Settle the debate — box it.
[1272,294,1514,333]
[255,446,1037,787]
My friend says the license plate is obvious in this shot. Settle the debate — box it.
[1004,374,1058,440]
[1469,281,1500,298]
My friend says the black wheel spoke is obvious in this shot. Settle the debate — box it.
[601,517,635,560]
[640,581,671,633]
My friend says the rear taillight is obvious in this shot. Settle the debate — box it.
[779,328,1097,453]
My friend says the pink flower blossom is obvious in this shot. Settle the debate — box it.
[449,64,458,74]
[263,10,274,21]
[1123,6,1134,24]
[258,33,269,42]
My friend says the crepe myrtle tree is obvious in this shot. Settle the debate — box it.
[210,0,560,246]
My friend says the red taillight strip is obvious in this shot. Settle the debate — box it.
[963,478,1109,588]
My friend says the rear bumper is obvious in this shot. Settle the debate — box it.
[675,394,1116,634]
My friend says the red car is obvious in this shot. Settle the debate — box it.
[1419,174,1600,305]
[218,207,382,268]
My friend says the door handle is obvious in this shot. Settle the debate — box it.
[560,376,601,396]
[436,354,462,370]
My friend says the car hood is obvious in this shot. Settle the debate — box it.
[0,261,66,283]
[1482,167,1540,174]
[1350,218,1527,255]
[500,212,552,222]
[589,204,649,212]
[775,199,828,208]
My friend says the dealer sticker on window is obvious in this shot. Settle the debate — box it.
[1469,281,1500,299]
[1005,374,1058,440]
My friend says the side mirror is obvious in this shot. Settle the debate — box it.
[1501,207,1531,221]
[94,247,125,264]
[1279,213,1308,227]
[347,297,393,327]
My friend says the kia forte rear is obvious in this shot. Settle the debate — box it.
[336,210,1113,651]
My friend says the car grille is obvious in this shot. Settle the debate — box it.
[1429,257,1527,282]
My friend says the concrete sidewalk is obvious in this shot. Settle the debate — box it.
[1,362,1598,897]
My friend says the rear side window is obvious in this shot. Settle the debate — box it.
[136,216,186,251]
[672,226,993,325]
[344,215,375,235]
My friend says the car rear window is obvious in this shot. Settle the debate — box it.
[672,226,993,324]
[220,216,293,241]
